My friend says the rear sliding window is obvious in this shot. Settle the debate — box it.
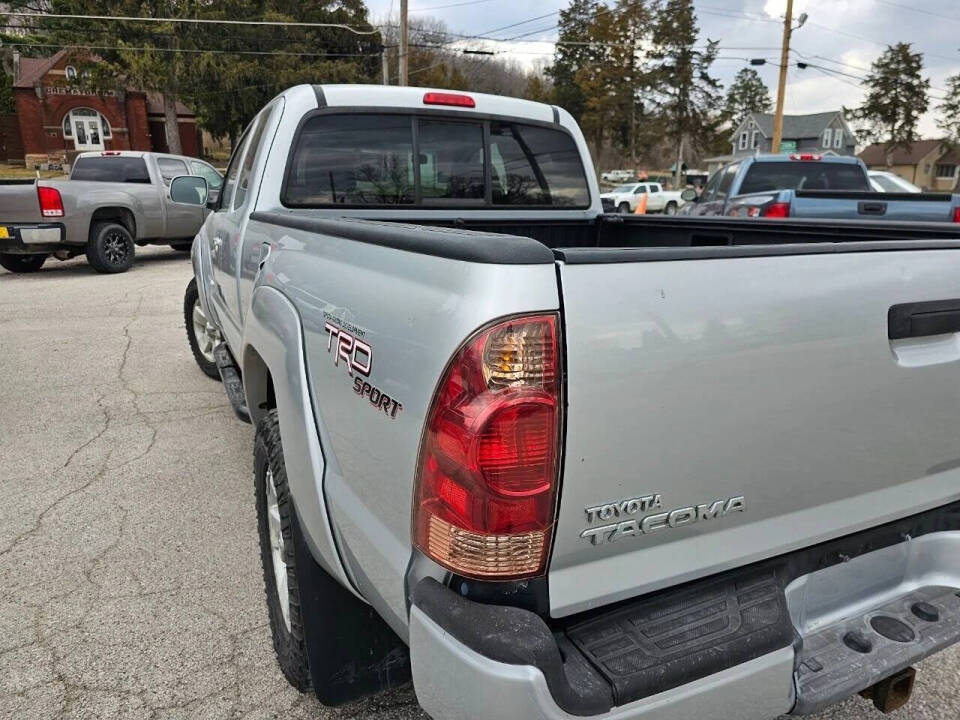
[739,162,870,194]
[71,156,150,183]
[283,113,589,208]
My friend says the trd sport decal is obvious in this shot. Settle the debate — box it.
[324,322,403,419]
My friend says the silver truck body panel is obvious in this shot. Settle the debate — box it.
[550,249,960,616]
[410,606,796,720]
[247,215,560,634]
[240,284,358,598]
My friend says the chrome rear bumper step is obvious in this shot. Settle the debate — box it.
[792,585,960,714]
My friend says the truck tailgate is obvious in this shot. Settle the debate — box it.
[0,180,43,223]
[793,190,958,222]
[550,245,960,617]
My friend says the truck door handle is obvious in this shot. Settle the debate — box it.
[889,299,960,339]
[859,201,887,216]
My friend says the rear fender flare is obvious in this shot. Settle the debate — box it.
[241,285,359,598]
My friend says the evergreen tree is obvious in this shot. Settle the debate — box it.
[848,42,929,153]
[547,0,599,122]
[648,0,721,186]
[937,73,960,149]
[723,67,771,127]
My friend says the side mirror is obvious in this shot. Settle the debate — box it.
[170,175,208,206]
[681,188,698,203]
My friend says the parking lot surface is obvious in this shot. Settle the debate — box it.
[2,247,959,720]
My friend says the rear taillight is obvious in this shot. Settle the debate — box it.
[789,154,822,161]
[37,186,64,218]
[762,202,791,218]
[952,206,960,223]
[413,314,562,580]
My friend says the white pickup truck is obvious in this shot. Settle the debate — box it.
[179,84,960,720]
[599,181,687,214]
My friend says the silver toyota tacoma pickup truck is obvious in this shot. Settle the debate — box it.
[0,151,222,274]
[180,84,960,719]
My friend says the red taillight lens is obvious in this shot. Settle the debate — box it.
[952,206,960,223]
[423,91,476,108]
[789,154,822,161]
[413,314,562,579]
[762,202,791,218]
[37,186,64,218]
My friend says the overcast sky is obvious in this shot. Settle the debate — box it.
[366,0,960,137]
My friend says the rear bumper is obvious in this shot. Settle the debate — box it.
[0,223,65,253]
[410,503,960,719]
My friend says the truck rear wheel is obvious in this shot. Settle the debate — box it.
[618,202,631,214]
[0,253,47,273]
[665,201,679,215]
[255,410,313,693]
[183,278,221,380]
[86,222,135,273]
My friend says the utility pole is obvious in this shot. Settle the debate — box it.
[771,0,793,154]
[399,0,409,86]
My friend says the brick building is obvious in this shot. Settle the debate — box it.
[8,49,199,168]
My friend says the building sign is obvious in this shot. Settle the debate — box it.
[45,86,118,97]
[779,140,797,153]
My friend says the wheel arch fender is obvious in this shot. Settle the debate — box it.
[241,284,360,599]
[89,205,138,240]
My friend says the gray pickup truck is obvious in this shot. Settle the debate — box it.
[0,151,222,274]
[179,84,960,720]
[684,154,960,222]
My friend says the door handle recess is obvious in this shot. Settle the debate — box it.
[889,299,960,340]
[859,201,887,216]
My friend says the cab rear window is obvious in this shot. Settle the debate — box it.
[739,162,869,194]
[71,156,151,183]
[283,112,590,209]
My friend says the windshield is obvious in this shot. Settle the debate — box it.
[612,184,637,193]
[739,161,870,194]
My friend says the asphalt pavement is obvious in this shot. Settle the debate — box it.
[2,246,959,719]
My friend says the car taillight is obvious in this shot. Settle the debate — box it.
[37,186,64,218]
[762,202,791,218]
[790,154,822,161]
[423,92,476,108]
[412,314,562,580]
[953,206,960,223]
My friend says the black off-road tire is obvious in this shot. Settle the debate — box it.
[86,222,135,273]
[0,253,47,273]
[183,278,220,380]
[170,242,192,253]
[665,201,679,215]
[255,410,313,693]
[618,202,631,214]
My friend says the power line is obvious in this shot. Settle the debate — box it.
[0,41,380,58]
[871,0,960,24]
[411,0,499,11]
[0,10,379,35]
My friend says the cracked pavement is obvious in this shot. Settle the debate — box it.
[2,247,959,720]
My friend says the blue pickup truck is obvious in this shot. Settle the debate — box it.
[683,154,960,223]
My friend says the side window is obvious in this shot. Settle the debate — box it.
[649,183,661,193]
[190,160,223,189]
[717,163,740,200]
[233,111,271,210]
[219,129,252,210]
[156,157,188,185]
[700,170,723,202]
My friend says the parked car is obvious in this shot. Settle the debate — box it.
[181,84,960,720]
[600,169,634,182]
[683,154,960,222]
[869,170,922,193]
[0,151,223,274]
[600,181,687,214]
